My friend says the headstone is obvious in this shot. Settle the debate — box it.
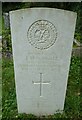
[3,13,10,29]
[10,8,77,116]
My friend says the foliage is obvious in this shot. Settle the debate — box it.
[0,16,2,36]
[2,29,12,56]
[0,59,2,119]
[2,2,31,13]
[2,56,81,119]
[65,56,81,118]
[2,58,17,119]
[75,33,82,43]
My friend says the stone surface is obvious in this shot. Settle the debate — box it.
[10,8,77,116]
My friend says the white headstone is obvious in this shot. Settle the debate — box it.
[10,8,77,116]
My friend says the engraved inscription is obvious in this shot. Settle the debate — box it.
[27,20,57,50]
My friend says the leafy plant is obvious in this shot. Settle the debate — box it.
[75,33,82,43]
[2,28,12,57]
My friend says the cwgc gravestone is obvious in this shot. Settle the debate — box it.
[10,8,77,116]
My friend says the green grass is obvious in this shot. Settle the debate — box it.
[2,56,81,119]
[0,59,2,119]
[0,15,2,35]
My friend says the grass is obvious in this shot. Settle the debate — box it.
[0,15,2,36]
[0,58,2,119]
[2,56,81,119]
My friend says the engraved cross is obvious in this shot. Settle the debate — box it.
[32,73,50,97]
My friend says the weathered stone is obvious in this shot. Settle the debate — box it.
[10,8,77,116]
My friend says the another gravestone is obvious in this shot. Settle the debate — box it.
[10,8,77,116]
[3,13,10,29]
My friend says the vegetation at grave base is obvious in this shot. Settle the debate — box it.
[2,56,81,119]
[0,59,2,119]
[75,33,82,43]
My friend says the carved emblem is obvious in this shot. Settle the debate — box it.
[27,20,57,50]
